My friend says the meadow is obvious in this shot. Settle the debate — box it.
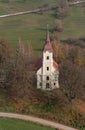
[60,6,85,39]
[0,0,58,14]
[0,1,85,54]
[0,118,54,130]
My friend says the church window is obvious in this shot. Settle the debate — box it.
[47,67,49,71]
[47,56,49,60]
[46,76,49,80]
[46,83,50,88]
[54,83,56,85]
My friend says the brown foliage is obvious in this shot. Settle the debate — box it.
[51,37,85,103]
[6,39,36,98]
[52,39,66,63]
[0,38,11,65]
[59,60,85,102]
[70,109,85,128]
[57,0,69,18]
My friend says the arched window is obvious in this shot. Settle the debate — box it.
[54,83,56,85]
[47,56,49,60]
[47,67,49,71]
[46,76,49,80]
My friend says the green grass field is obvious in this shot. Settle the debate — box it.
[0,10,56,55]
[0,1,85,55]
[0,0,58,14]
[60,6,85,39]
[0,118,54,130]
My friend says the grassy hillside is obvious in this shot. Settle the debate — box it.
[0,87,85,130]
[0,1,85,54]
[0,11,56,55]
[0,89,15,112]
[0,118,53,130]
[60,6,85,39]
[0,0,58,14]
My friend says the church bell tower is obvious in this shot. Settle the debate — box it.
[37,26,59,90]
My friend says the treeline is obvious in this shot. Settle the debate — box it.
[0,38,36,98]
[51,38,85,129]
[0,37,85,102]
[52,38,85,102]
[61,37,85,48]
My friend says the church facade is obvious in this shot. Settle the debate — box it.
[37,30,59,90]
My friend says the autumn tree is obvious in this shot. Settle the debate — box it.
[6,39,36,98]
[52,38,59,61]
[59,60,85,102]
[67,46,85,67]
[52,19,63,32]
[0,38,11,65]
[74,48,85,67]
[57,0,69,18]
[0,38,12,87]
[52,38,66,63]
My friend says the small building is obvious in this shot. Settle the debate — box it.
[37,29,59,90]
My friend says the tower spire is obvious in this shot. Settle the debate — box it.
[43,24,53,52]
[46,24,50,43]
[46,24,49,34]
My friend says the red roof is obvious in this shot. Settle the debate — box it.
[53,60,58,69]
[43,42,53,52]
[28,57,42,71]
[35,58,59,70]
[34,57,42,70]
[29,58,58,71]
[43,31,53,52]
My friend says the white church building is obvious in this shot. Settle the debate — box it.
[37,29,59,90]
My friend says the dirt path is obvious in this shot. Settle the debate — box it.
[69,0,85,5]
[0,6,57,18]
[0,112,78,130]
